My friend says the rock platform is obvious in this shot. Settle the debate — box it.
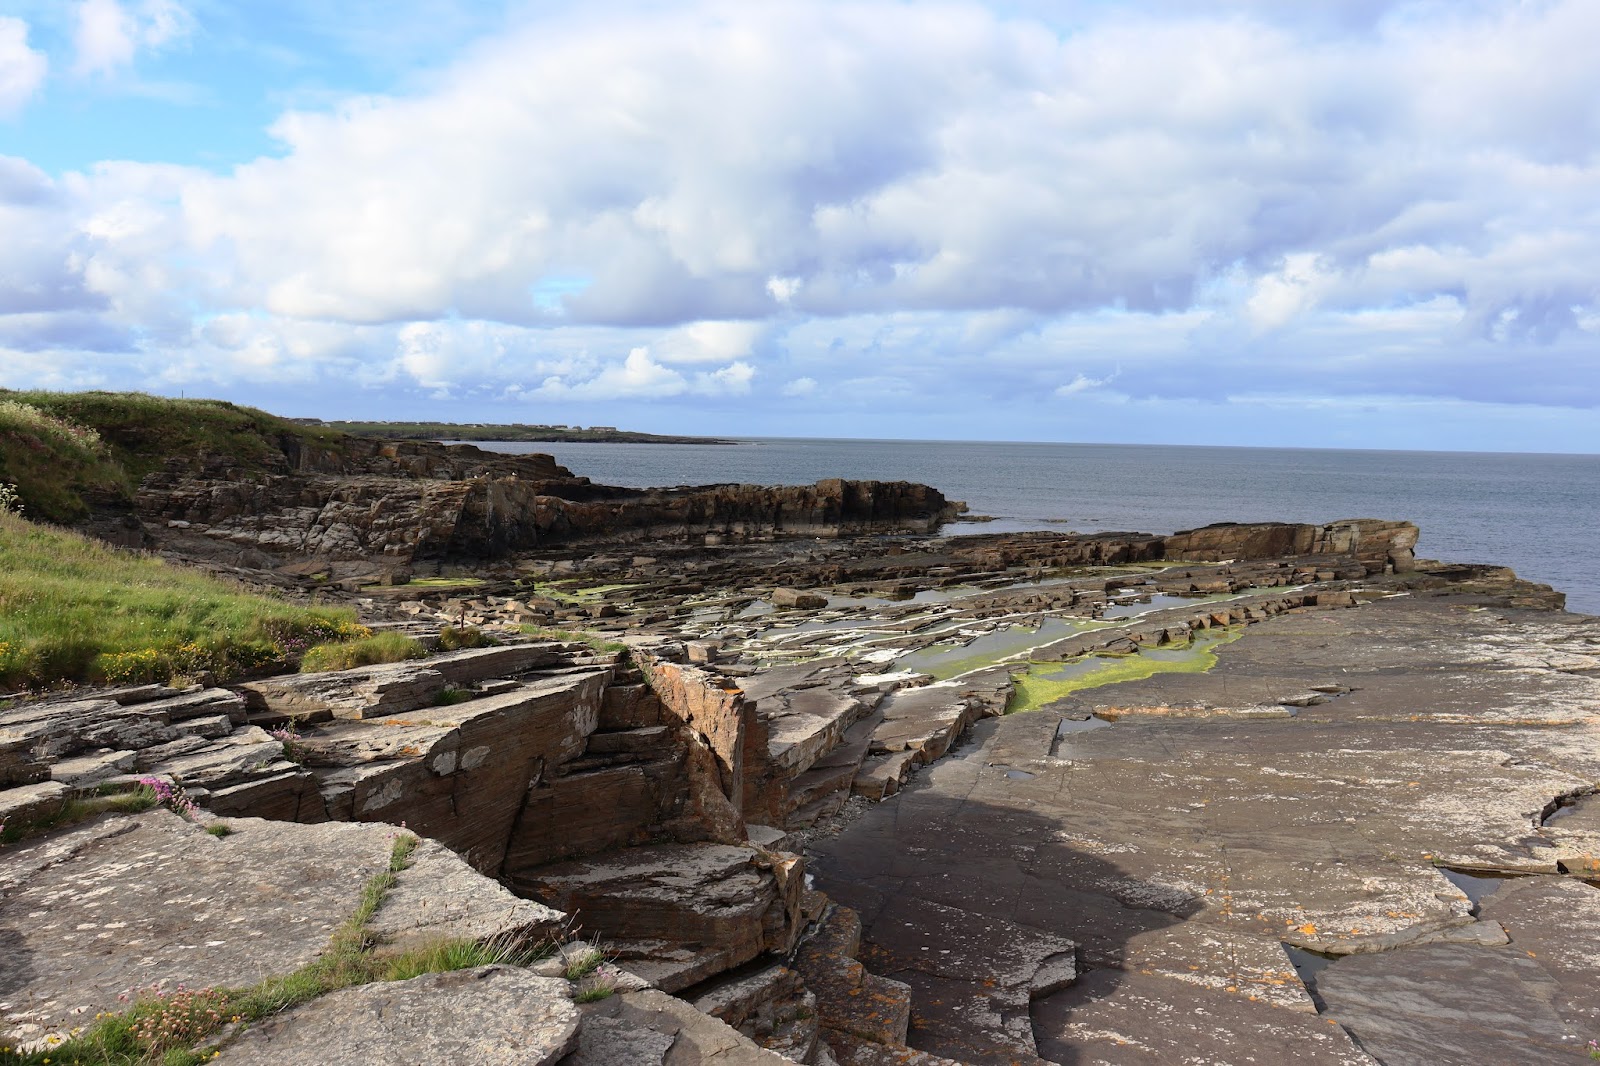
[3,515,1595,1064]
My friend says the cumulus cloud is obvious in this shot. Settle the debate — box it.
[72,0,193,78]
[0,18,48,116]
[0,0,1596,446]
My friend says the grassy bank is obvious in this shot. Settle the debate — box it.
[0,390,342,523]
[0,512,363,690]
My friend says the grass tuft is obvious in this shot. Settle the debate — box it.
[299,633,425,673]
[518,625,627,654]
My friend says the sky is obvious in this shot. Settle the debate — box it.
[0,0,1596,451]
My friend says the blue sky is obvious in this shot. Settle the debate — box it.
[0,0,1596,451]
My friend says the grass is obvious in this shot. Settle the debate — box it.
[0,391,344,524]
[0,785,159,849]
[436,626,496,651]
[518,625,627,654]
[0,400,129,524]
[299,633,425,673]
[0,512,364,691]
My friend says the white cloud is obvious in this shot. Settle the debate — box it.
[72,0,193,78]
[1245,253,1336,331]
[0,0,1596,446]
[695,360,755,395]
[0,18,47,116]
[1055,373,1115,397]
[536,347,687,400]
[655,320,765,364]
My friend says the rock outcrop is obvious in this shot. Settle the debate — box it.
[135,437,960,568]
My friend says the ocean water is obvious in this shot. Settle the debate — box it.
[472,439,1600,615]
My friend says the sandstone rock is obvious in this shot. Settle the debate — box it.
[773,588,829,610]
[570,988,796,1065]
[216,966,579,1066]
[515,842,804,992]
[0,811,397,1046]
[366,838,567,955]
[237,663,447,721]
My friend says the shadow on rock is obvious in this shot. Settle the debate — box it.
[807,717,1200,1066]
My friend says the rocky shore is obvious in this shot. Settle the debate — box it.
[2,438,1596,1065]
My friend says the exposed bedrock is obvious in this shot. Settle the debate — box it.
[135,438,960,565]
[808,596,1600,1065]
[2,513,1588,1063]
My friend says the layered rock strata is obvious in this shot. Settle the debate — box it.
[3,517,1588,1065]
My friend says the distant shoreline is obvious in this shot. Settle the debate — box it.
[313,420,737,445]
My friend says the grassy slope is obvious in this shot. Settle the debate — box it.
[0,511,363,690]
[0,390,344,523]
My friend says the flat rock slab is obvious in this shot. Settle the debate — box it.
[516,842,802,992]
[809,596,1600,1064]
[217,965,579,1065]
[1032,967,1375,1065]
[1315,943,1579,1065]
[0,810,564,1049]
[365,838,567,955]
[0,811,394,1045]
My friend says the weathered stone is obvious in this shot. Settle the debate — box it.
[216,966,579,1066]
[237,662,446,720]
[570,988,796,1065]
[366,838,567,955]
[773,589,829,610]
[515,842,804,992]
[0,811,397,1046]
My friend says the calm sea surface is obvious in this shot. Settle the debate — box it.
[472,439,1600,615]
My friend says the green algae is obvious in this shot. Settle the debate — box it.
[1006,628,1244,713]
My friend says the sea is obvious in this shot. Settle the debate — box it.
[470,439,1600,616]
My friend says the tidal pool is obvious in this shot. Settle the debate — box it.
[892,617,1108,681]
[1006,628,1244,712]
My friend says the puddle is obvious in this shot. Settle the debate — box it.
[1008,629,1244,712]
[1439,867,1517,911]
[998,767,1036,780]
[892,617,1103,681]
[1282,943,1340,982]
[1100,591,1239,620]
[1055,716,1113,736]
[1282,944,1340,1010]
[736,600,775,619]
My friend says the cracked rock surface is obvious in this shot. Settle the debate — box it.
[810,595,1600,1064]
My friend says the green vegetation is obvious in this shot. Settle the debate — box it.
[519,625,627,654]
[299,632,425,673]
[404,576,485,590]
[204,824,233,838]
[1006,628,1245,713]
[0,390,343,524]
[321,419,732,445]
[0,400,129,523]
[0,512,364,691]
[0,784,159,848]
[436,625,496,651]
